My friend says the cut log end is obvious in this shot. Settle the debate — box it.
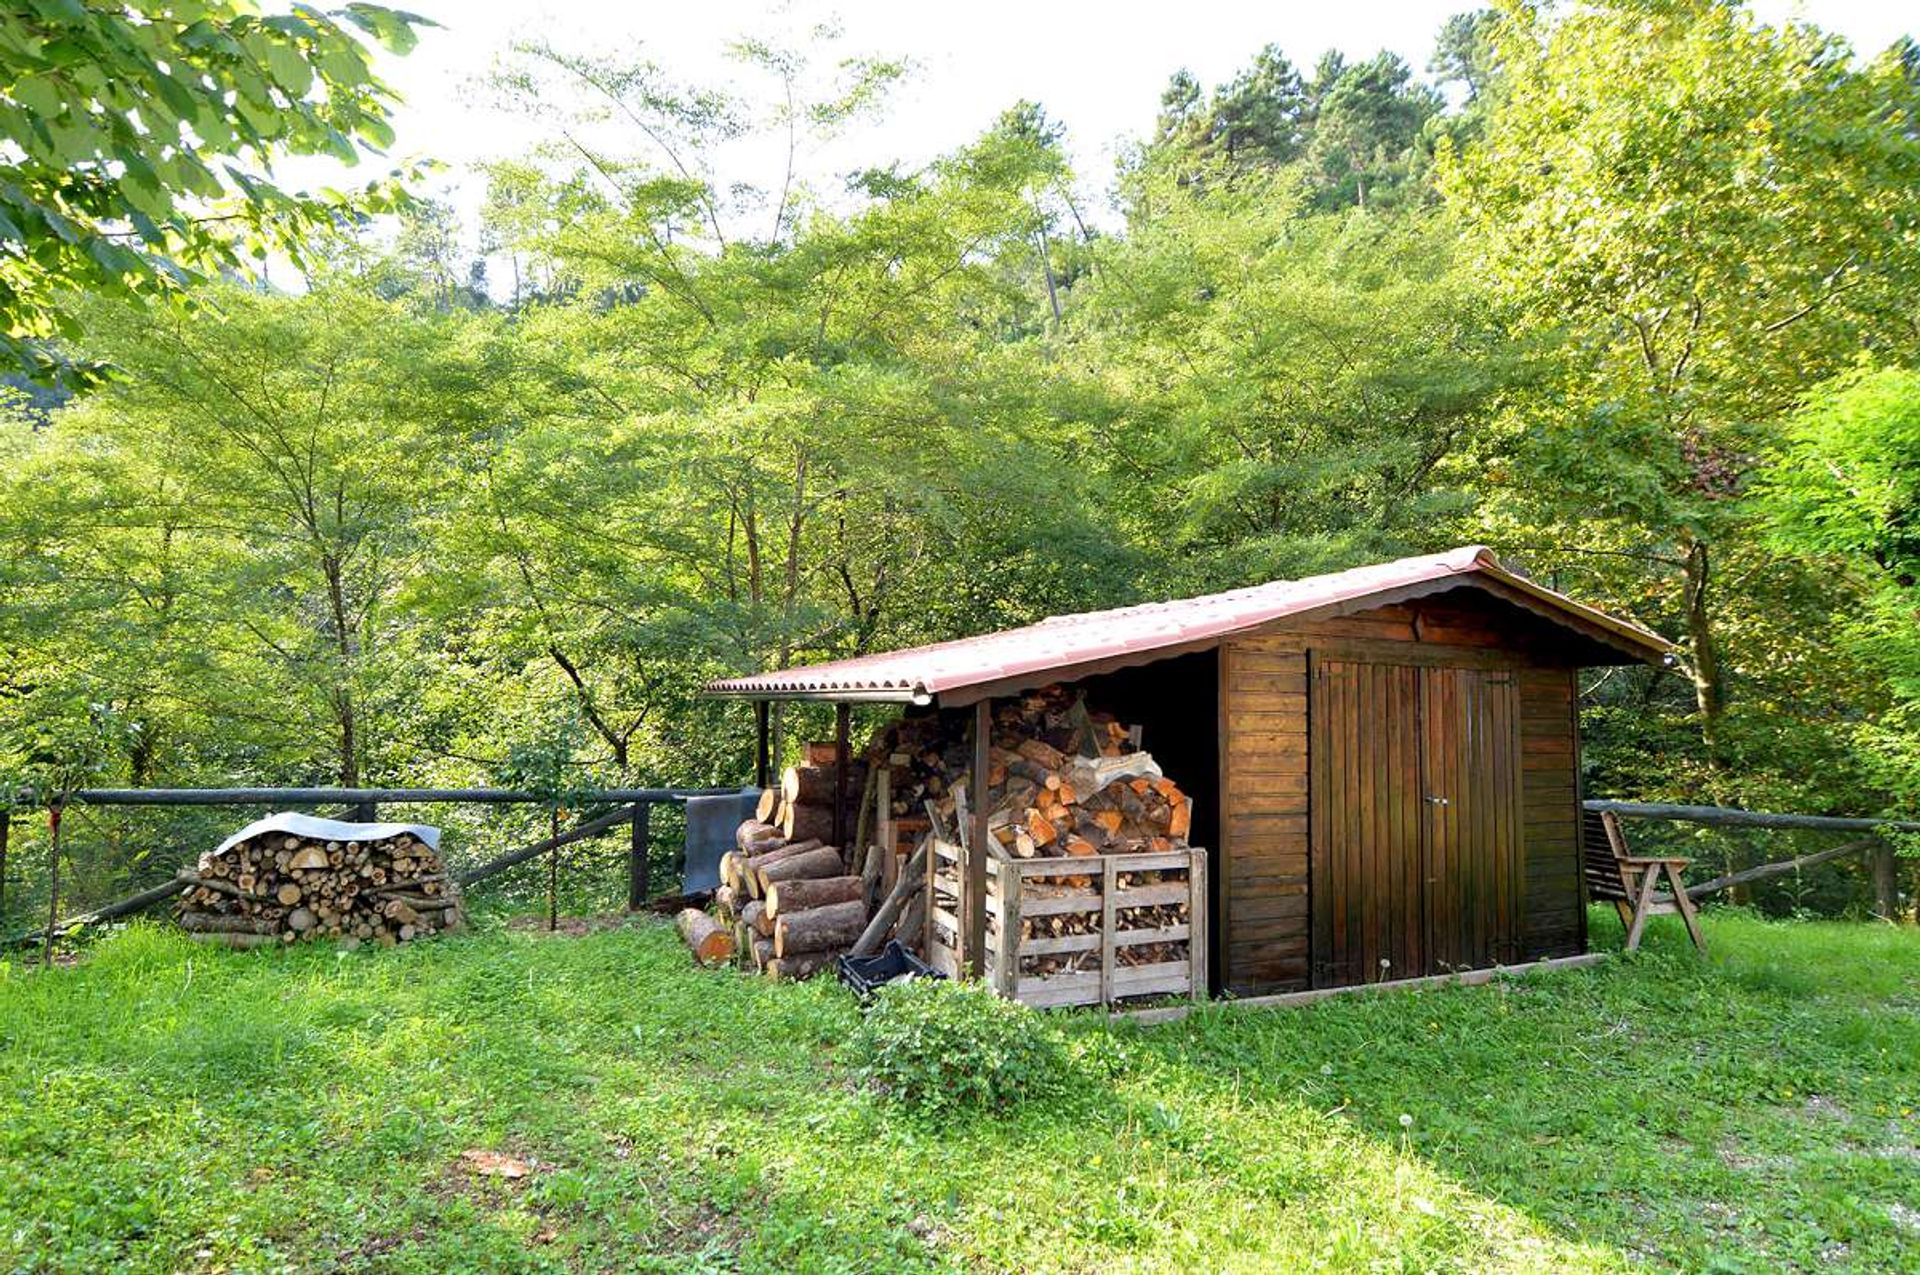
[676,907,736,966]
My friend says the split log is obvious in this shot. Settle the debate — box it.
[766,948,847,981]
[754,845,846,895]
[774,899,869,957]
[849,839,930,957]
[767,874,864,919]
[676,907,735,965]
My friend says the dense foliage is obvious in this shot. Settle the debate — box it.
[4,0,1920,924]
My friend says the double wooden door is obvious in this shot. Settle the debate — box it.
[1309,657,1522,987]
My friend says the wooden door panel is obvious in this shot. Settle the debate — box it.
[1310,659,1423,987]
[1421,667,1522,971]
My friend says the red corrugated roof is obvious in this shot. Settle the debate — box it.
[706,545,1670,703]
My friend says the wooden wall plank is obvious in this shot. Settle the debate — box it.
[1222,642,1311,994]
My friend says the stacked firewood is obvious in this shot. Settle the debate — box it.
[681,767,883,979]
[753,741,867,847]
[1012,869,1192,977]
[867,685,1197,986]
[176,830,464,949]
[871,684,1193,862]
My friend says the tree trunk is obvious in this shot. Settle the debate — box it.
[753,845,845,897]
[766,949,846,981]
[676,908,735,965]
[774,899,869,958]
[1681,536,1724,767]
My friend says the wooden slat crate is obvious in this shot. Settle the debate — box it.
[926,838,1207,1009]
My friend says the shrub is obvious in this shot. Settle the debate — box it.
[846,977,1069,1117]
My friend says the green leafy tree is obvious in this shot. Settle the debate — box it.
[1439,0,1920,772]
[1303,52,1442,210]
[1075,164,1533,585]
[0,0,428,381]
[0,282,491,788]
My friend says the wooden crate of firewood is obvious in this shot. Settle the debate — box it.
[927,839,1207,1009]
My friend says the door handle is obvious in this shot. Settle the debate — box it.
[1424,795,1450,806]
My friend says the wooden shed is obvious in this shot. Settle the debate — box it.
[709,546,1670,997]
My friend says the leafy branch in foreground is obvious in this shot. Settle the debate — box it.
[0,0,432,383]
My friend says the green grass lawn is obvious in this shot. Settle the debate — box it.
[2,909,1916,1273]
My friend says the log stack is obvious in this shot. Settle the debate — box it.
[175,828,465,949]
[754,744,867,849]
[682,815,875,981]
[870,684,1194,863]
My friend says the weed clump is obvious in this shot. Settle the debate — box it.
[847,978,1070,1117]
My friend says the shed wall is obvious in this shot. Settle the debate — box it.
[1219,589,1588,995]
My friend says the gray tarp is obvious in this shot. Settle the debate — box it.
[681,788,762,892]
[215,811,442,855]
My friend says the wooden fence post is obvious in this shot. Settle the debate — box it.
[1873,840,1899,921]
[43,802,61,966]
[627,801,651,910]
[547,808,560,932]
[754,701,771,790]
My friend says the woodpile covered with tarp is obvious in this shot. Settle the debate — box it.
[176,813,465,948]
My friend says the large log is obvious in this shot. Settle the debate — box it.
[754,845,845,895]
[740,898,771,938]
[782,765,839,806]
[178,910,280,935]
[766,948,848,981]
[728,838,820,894]
[676,908,735,965]
[774,898,869,957]
[779,801,835,845]
[766,875,864,919]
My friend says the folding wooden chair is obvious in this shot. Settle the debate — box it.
[1581,809,1707,953]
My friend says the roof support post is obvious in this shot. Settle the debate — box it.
[967,697,991,978]
[832,703,851,851]
[754,700,771,790]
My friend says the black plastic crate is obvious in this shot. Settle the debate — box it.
[836,940,945,1000]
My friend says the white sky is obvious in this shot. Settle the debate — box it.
[308,0,1917,249]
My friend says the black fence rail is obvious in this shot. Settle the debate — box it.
[1,785,743,946]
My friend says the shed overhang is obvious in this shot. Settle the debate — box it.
[705,546,1673,706]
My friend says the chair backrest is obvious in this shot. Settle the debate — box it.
[1582,809,1633,900]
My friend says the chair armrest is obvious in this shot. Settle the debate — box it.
[1620,856,1691,867]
